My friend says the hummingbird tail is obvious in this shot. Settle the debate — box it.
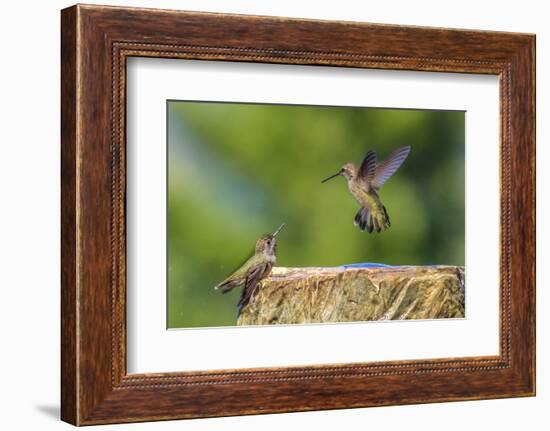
[354,206,391,233]
[237,284,256,315]
[354,207,370,232]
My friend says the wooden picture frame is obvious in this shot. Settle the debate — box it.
[61,4,535,425]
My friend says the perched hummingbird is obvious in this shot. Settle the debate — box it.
[214,223,285,313]
[322,146,411,233]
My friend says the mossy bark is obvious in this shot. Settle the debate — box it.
[237,266,465,325]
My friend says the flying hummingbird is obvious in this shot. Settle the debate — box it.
[214,223,285,313]
[322,146,411,233]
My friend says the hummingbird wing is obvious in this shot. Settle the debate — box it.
[371,145,411,190]
[237,263,272,313]
[214,255,254,292]
[357,149,377,185]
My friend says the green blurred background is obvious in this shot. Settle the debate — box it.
[167,101,465,328]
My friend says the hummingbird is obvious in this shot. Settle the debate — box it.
[214,223,285,313]
[322,145,411,233]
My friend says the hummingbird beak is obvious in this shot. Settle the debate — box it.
[272,223,285,237]
[321,170,342,183]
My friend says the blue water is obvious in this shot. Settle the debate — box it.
[341,263,396,269]
[341,263,445,269]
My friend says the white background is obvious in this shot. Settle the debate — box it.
[0,0,547,430]
[127,59,499,373]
